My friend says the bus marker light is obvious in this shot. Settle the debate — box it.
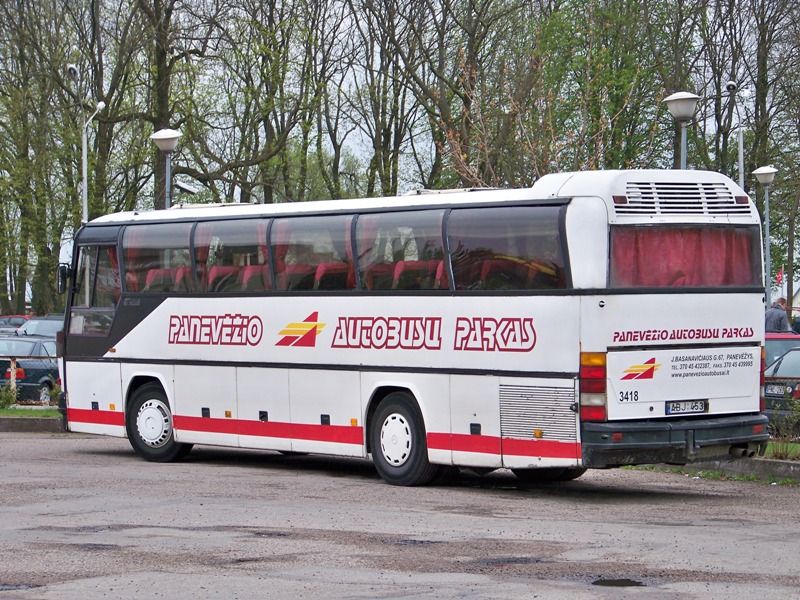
[350,418,358,427]
[110,404,115,411]
[534,429,543,439]
[611,432,623,442]
[734,195,749,204]
[753,425,764,434]
[612,195,628,205]
[225,410,232,418]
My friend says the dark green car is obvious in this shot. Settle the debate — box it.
[0,337,58,404]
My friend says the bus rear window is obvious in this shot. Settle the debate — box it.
[610,225,761,288]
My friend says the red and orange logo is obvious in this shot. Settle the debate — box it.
[276,312,325,347]
[621,358,661,380]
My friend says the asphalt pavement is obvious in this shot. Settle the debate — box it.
[1,409,798,481]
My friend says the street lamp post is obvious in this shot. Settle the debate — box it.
[150,128,182,210]
[729,86,752,189]
[81,101,105,223]
[753,165,778,307]
[663,91,700,170]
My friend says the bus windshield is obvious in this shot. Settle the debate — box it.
[609,224,761,288]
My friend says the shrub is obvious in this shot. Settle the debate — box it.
[0,385,18,409]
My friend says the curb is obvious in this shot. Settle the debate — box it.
[0,416,65,433]
[677,457,800,481]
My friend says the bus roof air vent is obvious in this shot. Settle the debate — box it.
[614,181,752,217]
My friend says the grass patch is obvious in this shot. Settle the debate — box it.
[771,478,800,486]
[766,440,800,461]
[0,407,61,418]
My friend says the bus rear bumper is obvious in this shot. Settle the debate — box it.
[580,413,770,468]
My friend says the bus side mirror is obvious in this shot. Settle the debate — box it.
[56,263,69,295]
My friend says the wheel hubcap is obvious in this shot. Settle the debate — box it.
[380,413,412,466]
[137,399,172,448]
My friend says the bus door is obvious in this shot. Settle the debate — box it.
[65,235,125,435]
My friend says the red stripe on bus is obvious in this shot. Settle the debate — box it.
[428,432,580,459]
[67,408,125,427]
[427,432,502,454]
[174,415,239,435]
[176,415,363,445]
[502,438,582,459]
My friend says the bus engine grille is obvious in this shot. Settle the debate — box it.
[615,181,751,216]
[499,385,576,442]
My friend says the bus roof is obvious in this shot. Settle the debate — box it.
[529,169,747,199]
[87,186,539,225]
[86,169,751,226]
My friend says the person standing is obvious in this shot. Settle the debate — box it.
[765,297,790,332]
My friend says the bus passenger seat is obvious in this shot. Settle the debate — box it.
[278,264,315,291]
[480,259,529,290]
[314,263,350,290]
[241,265,270,291]
[362,263,395,290]
[207,266,241,292]
[143,268,175,292]
[174,267,195,292]
[434,261,447,289]
[392,260,437,290]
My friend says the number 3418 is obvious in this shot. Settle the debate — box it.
[619,391,639,402]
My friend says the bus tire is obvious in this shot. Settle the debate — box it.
[126,384,192,462]
[557,467,587,481]
[512,467,586,483]
[370,392,438,486]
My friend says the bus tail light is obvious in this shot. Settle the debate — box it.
[580,352,607,422]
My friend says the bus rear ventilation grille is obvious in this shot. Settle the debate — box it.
[614,182,751,216]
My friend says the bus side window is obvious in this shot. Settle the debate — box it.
[271,215,354,292]
[194,219,270,293]
[356,210,445,291]
[122,223,195,293]
[447,206,567,291]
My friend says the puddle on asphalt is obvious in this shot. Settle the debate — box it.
[592,578,645,587]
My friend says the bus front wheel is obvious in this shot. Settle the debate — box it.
[370,392,438,486]
[126,384,192,462]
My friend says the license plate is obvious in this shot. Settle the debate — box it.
[765,384,787,396]
[665,400,708,415]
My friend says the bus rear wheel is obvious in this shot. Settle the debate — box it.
[512,467,587,483]
[370,392,438,486]
[126,383,192,462]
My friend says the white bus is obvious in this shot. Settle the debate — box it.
[57,169,769,485]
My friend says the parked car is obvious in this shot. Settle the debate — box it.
[763,347,800,436]
[15,315,64,337]
[0,315,29,335]
[765,331,800,368]
[0,336,58,403]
